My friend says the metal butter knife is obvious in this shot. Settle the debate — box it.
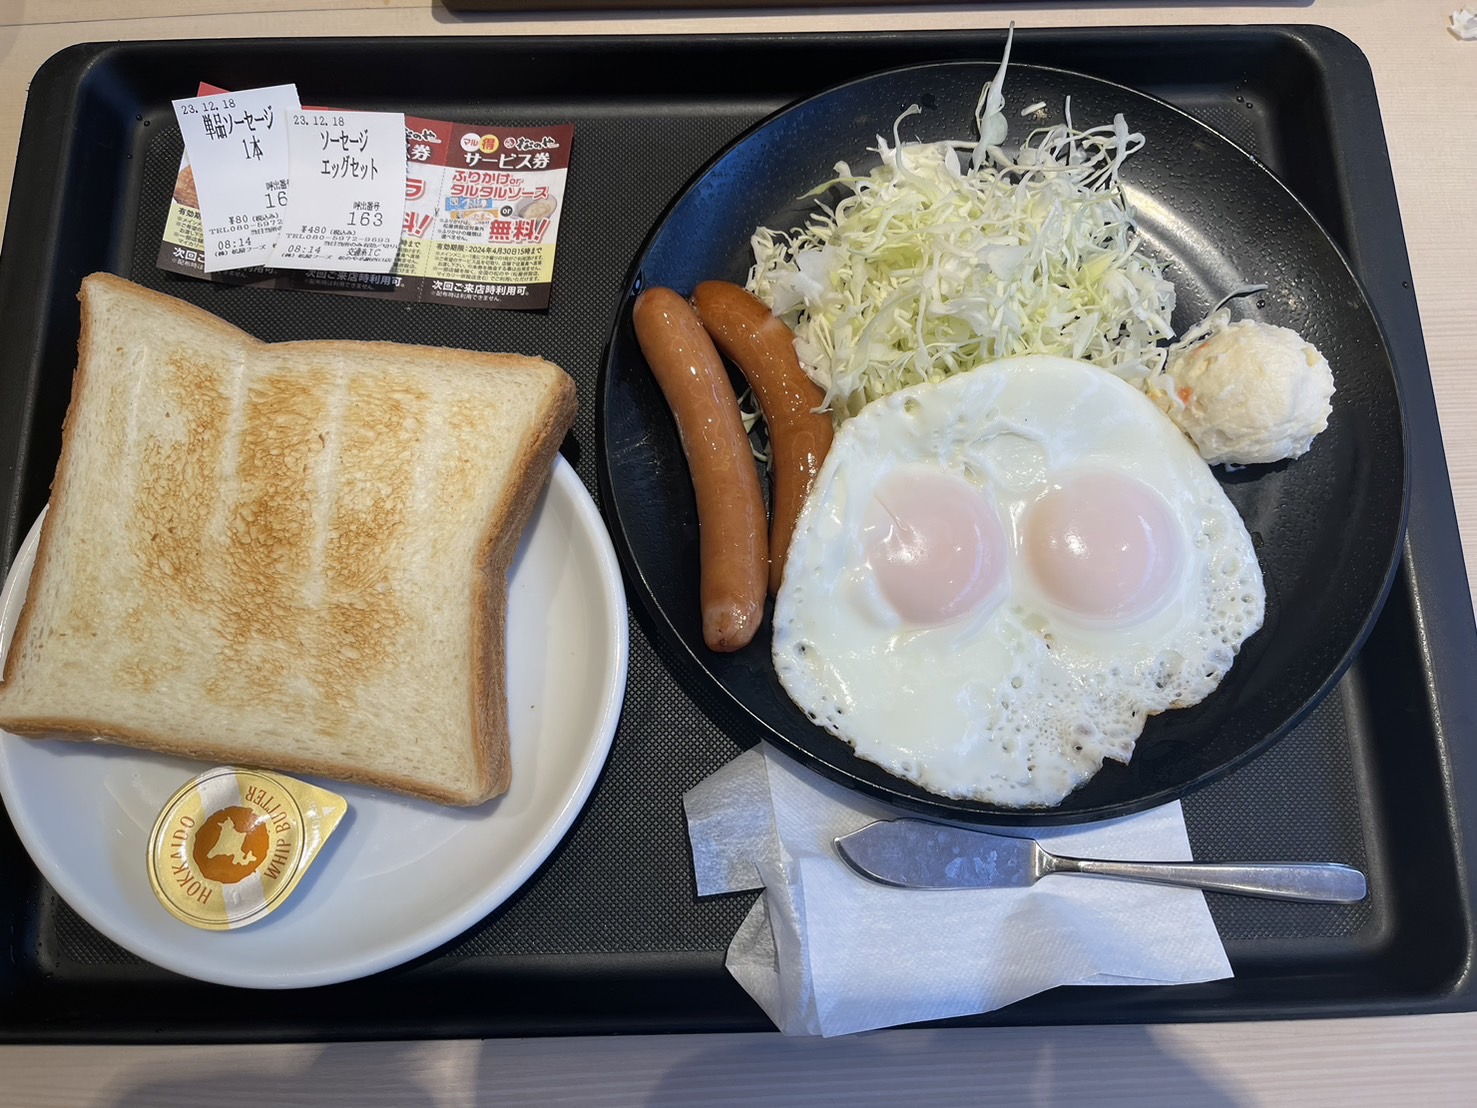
[834,819,1368,903]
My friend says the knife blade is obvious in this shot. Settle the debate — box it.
[834,818,1368,902]
[835,819,1038,890]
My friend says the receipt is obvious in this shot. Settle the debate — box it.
[171,85,300,272]
[159,84,576,308]
[270,109,408,272]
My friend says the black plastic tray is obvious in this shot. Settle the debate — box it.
[2,27,1475,1043]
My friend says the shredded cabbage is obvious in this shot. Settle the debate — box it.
[746,33,1178,422]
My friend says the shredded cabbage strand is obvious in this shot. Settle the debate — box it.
[746,45,1178,422]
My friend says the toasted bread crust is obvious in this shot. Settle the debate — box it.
[0,273,578,805]
[471,370,577,799]
[0,718,484,806]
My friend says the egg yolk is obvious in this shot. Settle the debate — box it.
[1022,472,1183,623]
[862,467,1008,626]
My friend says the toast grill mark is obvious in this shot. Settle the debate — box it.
[318,376,418,705]
[123,351,230,694]
[440,399,485,528]
[204,368,329,706]
[122,348,417,714]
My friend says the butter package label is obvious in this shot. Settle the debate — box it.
[147,766,347,931]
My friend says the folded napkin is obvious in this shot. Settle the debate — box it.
[684,745,1232,1037]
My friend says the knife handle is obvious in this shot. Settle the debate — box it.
[1046,856,1368,903]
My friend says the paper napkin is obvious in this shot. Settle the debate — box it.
[684,745,1232,1037]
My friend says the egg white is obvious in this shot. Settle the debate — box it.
[771,354,1265,808]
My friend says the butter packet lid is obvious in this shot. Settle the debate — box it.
[148,766,347,931]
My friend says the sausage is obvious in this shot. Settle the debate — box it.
[631,286,768,652]
[691,280,834,594]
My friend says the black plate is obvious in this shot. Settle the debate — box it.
[607,59,1409,824]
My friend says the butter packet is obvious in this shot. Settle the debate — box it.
[148,766,347,930]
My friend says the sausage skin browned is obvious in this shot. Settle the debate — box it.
[631,286,768,652]
[691,281,834,594]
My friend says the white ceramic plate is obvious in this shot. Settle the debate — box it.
[0,457,628,988]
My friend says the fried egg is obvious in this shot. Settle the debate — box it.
[771,354,1265,807]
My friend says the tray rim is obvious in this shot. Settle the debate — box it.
[1,23,1475,1041]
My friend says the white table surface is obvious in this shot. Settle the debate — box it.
[1,2,1475,1104]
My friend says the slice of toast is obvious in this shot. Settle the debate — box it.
[0,273,577,805]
